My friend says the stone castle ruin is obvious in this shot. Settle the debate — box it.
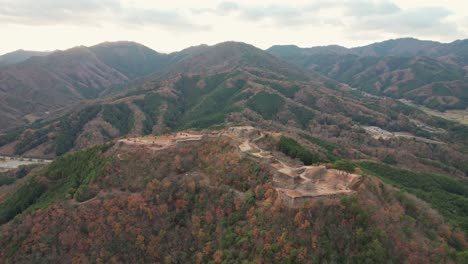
[118,126,361,207]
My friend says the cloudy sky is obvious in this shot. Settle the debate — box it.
[0,0,467,54]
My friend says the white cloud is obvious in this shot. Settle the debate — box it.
[0,0,209,30]
[0,0,466,54]
[346,6,459,39]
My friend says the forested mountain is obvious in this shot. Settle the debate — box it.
[0,42,170,131]
[163,42,310,80]
[89,41,171,79]
[1,42,466,176]
[269,38,468,62]
[268,38,468,111]
[352,38,468,67]
[1,133,467,263]
[2,38,466,132]
[0,39,467,263]
[352,38,444,57]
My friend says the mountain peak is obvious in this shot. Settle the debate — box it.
[212,41,257,48]
[165,41,307,80]
[89,41,169,78]
[91,41,155,51]
[352,37,441,56]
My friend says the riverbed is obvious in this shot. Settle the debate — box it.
[0,156,52,170]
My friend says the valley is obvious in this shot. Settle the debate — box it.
[362,126,445,144]
[400,99,468,125]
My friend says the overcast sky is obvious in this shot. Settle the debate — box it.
[0,0,467,54]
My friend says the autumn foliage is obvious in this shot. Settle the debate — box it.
[0,137,466,263]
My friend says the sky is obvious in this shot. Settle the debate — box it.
[0,0,467,54]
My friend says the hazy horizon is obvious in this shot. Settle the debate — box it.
[2,36,467,56]
[1,0,467,54]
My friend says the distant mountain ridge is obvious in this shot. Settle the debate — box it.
[268,38,468,111]
[1,37,467,133]
[0,49,50,66]
[269,38,468,60]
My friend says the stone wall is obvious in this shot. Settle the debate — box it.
[227,126,260,140]
[279,191,352,207]
[272,169,300,187]
[175,139,202,148]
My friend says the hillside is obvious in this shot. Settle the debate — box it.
[1,41,294,132]
[0,42,170,131]
[268,38,468,111]
[0,47,128,130]
[0,127,466,263]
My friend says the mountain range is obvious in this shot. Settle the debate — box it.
[0,38,466,132]
[0,38,467,262]
[0,39,467,172]
[0,42,175,130]
[268,38,468,111]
